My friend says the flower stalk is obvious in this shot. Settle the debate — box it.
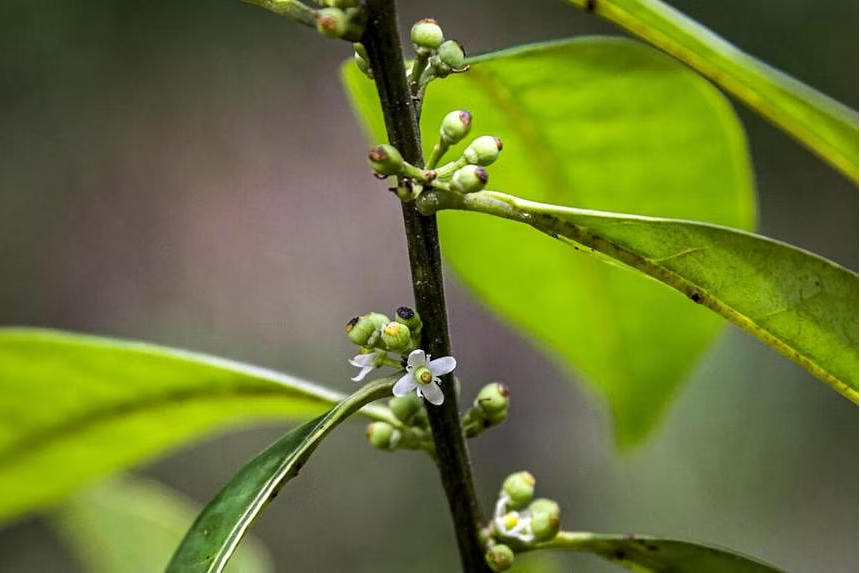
[360,1,491,570]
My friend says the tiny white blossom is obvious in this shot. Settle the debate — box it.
[349,351,383,381]
[493,494,534,542]
[392,349,456,406]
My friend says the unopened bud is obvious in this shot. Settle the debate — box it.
[354,50,372,78]
[475,383,510,416]
[502,471,535,508]
[438,40,466,69]
[411,18,444,50]
[450,164,488,193]
[440,110,472,145]
[529,510,560,542]
[485,544,515,571]
[464,135,503,166]
[395,306,423,332]
[381,321,412,351]
[366,422,401,450]
[389,394,424,425]
[368,144,404,176]
[528,498,561,519]
[347,312,389,346]
[316,8,349,38]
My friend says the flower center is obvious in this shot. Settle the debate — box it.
[413,366,433,385]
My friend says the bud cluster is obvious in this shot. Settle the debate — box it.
[481,472,563,570]
[315,2,365,41]
[346,306,423,355]
[367,111,504,198]
[463,382,511,438]
[409,18,468,79]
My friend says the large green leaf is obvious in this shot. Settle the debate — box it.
[343,38,756,445]
[538,531,783,572]
[166,377,393,573]
[53,477,272,573]
[565,0,859,182]
[0,327,393,523]
[416,189,859,402]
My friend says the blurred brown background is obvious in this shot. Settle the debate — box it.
[0,0,857,571]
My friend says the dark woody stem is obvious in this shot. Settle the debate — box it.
[360,1,491,571]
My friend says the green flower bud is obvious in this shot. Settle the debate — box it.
[438,39,466,69]
[368,144,404,176]
[410,18,444,50]
[366,422,401,450]
[346,316,373,346]
[450,164,488,193]
[395,306,423,332]
[475,383,510,416]
[354,50,373,78]
[440,110,472,145]
[316,8,349,38]
[389,394,424,425]
[502,471,535,508]
[485,544,515,571]
[464,135,503,166]
[353,42,369,61]
[528,498,561,519]
[381,321,412,351]
[529,510,560,542]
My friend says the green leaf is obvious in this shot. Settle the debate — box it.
[418,189,859,403]
[564,0,859,182]
[0,327,393,523]
[166,378,393,573]
[539,531,783,572]
[343,38,756,445]
[52,477,272,573]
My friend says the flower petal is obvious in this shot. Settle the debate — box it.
[429,356,456,376]
[420,382,444,405]
[393,373,417,397]
[351,366,373,382]
[349,353,376,367]
[406,349,427,369]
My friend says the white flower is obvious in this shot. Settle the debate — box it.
[392,349,456,406]
[493,494,534,543]
[349,351,384,382]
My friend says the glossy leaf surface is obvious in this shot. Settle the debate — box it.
[565,0,859,182]
[166,378,393,573]
[541,531,783,572]
[53,477,272,573]
[418,189,859,402]
[344,38,756,445]
[0,328,391,522]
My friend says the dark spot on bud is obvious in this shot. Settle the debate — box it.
[424,170,437,182]
[459,110,472,126]
[475,166,489,184]
[420,17,439,24]
[396,306,415,319]
[690,291,702,303]
[369,145,389,162]
[494,137,503,151]
[346,317,359,332]
[496,383,510,397]
[318,14,337,32]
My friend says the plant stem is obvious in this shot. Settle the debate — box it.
[360,2,490,571]
[242,0,317,27]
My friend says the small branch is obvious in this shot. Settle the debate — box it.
[360,1,491,571]
[242,0,317,28]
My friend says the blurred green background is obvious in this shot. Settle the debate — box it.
[0,0,857,571]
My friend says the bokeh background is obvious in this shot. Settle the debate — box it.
[0,0,857,571]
